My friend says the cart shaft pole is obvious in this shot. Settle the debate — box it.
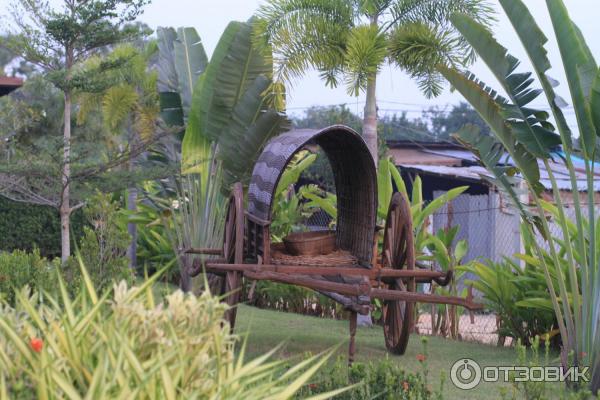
[206,263,447,281]
[370,288,483,310]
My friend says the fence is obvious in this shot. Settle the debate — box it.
[298,187,596,346]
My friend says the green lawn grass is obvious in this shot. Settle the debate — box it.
[235,304,564,400]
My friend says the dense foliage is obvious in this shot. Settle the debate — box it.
[0,266,335,399]
[3,0,153,262]
[0,249,59,306]
[67,193,133,294]
[461,256,557,345]
[298,338,444,400]
[438,0,600,391]
[0,196,85,257]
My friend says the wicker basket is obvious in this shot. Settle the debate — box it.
[283,231,336,256]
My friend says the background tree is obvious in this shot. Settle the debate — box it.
[425,101,490,140]
[255,0,494,161]
[4,0,150,262]
[291,104,485,190]
[77,44,160,270]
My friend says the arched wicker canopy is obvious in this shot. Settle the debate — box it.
[248,125,377,266]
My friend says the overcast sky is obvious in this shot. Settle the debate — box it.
[141,0,598,129]
[2,0,598,129]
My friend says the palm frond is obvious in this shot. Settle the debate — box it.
[76,92,102,126]
[388,0,494,30]
[388,22,461,98]
[255,0,354,86]
[343,24,387,96]
[102,85,138,132]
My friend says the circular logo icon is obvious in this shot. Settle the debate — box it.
[450,358,482,390]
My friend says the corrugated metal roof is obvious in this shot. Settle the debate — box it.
[397,161,598,192]
[392,145,599,192]
[421,149,479,163]
[398,164,492,182]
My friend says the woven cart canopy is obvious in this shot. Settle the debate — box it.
[248,125,377,266]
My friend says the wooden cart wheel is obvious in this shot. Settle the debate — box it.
[220,182,244,331]
[382,192,416,355]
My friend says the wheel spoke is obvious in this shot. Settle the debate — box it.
[381,192,415,354]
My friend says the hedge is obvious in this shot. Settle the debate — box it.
[0,196,85,257]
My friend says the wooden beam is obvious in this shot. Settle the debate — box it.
[370,288,484,310]
[205,262,448,281]
[244,270,370,297]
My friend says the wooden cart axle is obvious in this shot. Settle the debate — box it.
[205,262,483,311]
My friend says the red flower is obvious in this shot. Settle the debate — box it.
[29,337,43,353]
[416,353,426,362]
[403,381,409,392]
[309,383,318,390]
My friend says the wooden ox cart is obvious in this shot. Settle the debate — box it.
[187,125,482,361]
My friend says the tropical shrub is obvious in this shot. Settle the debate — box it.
[298,338,444,400]
[153,22,290,291]
[499,336,593,400]
[460,256,557,345]
[270,150,337,241]
[127,191,178,277]
[378,157,467,251]
[437,0,600,391]
[0,264,339,399]
[422,226,470,339]
[67,193,132,294]
[163,171,227,292]
[0,249,59,306]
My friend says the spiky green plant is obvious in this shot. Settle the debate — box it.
[163,164,227,292]
[0,260,346,399]
[437,0,599,391]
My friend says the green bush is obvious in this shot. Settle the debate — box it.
[0,196,85,258]
[460,257,557,346]
[0,249,59,305]
[67,193,132,294]
[0,265,337,399]
[499,336,593,400]
[298,338,444,399]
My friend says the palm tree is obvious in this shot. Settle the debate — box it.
[77,44,160,270]
[255,0,495,161]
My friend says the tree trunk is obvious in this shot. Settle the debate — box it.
[127,129,138,271]
[60,90,72,264]
[180,254,192,292]
[360,83,377,328]
[357,16,379,328]
[362,76,378,164]
[362,14,379,164]
[127,185,138,270]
